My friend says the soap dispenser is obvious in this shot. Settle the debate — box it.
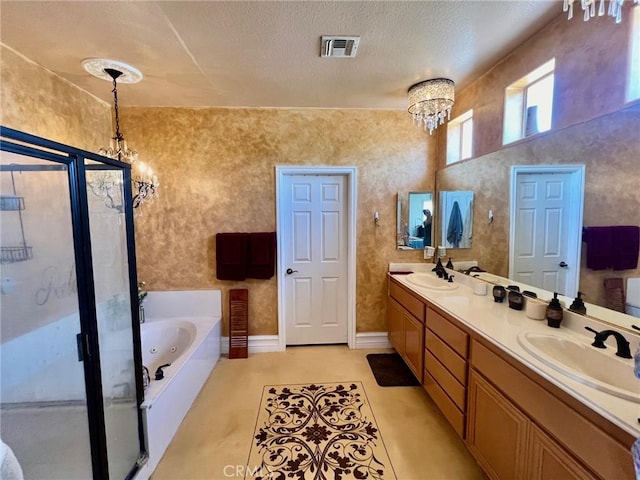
[445,257,454,269]
[569,291,587,315]
[546,292,563,328]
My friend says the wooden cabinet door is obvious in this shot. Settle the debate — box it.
[467,371,529,480]
[387,297,405,355]
[403,312,424,382]
[526,424,595,480]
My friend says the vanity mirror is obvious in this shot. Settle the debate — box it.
[439,190,473,249]
[435,103,640,331]
[396,191,433,250]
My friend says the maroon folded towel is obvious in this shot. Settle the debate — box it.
[612,226,640,270]
[583,226,614,270]
[247,232,276,279]
[216,233,249,280]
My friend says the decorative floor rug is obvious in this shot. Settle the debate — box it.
[246,382,396,480]
[366,353,420,387]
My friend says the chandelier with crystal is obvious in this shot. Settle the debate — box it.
[408,78,455,135]
[82,58,159,211]
[564,0,639,23]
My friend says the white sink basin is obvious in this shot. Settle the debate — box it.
[406,273,458,290]
[517,331,639,403]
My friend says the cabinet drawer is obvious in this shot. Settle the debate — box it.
[427,307,468,357]
[389,280,425,323]
[426,328,468,385]
[471,339,635,480]
[425,350,466,410]
[423,370,465,438]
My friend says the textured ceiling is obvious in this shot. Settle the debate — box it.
[0,1,560,109]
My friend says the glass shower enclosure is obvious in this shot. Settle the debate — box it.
[0,127,146,480]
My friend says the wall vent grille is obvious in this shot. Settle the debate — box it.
[321,36,360,58]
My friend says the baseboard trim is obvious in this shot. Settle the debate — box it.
[220,335,280,355]
[354,332,391,349]
[221,332,391,354]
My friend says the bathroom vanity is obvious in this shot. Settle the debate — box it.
[387,268,638,480]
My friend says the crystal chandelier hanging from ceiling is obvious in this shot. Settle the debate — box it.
[563,0,639,23]
[407,78,455,135]
[82,58,159,211]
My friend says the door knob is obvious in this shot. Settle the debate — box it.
[286,268,298,275]
[559,261,568,268]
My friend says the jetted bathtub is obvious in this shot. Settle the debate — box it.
[135,290,221,480]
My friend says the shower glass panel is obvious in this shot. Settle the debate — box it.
[85,163,139,479]
[0,151,93,479]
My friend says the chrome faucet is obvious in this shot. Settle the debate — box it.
[584,327,632,359]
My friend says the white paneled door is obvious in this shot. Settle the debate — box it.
[511,169,583,297]
[281,174,348,345]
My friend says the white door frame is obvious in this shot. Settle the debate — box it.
[509,164,585,297]
[275,166,357,351]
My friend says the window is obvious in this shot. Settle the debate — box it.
[446,109,473,164]
[503,58,555,145]
[628,5,640,102]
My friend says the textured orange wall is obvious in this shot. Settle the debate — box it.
[122,108,435,335]
[1,45,116,341]
[437,9,632,163]
[434,8,639,308]
[0,44,111,150]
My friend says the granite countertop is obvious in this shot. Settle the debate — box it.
[388,263,640,438]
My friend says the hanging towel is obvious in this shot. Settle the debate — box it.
[216,233,249,280]
[247,232,276,279]
[446,201,464,248]
[583,226,614,270]
[612,226,640,271]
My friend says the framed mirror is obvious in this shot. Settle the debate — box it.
[439,190,473,249]
[396,191,433,250]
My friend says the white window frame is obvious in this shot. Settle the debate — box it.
[446,109,473,165]
[503,58,555,145]
[627,4,640,102]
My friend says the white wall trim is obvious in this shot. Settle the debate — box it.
[275,166,358,351]
[220,333,390,353]
[354,332,392,349]
[509,164,585,297]
[220,335,280,355]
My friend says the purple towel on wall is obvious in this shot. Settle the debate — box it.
[583,226,614,270]
[247,232,276,279]
[216,233,249,280]
[612,226,640,270]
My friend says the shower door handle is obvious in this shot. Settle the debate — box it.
[76,333,90,362]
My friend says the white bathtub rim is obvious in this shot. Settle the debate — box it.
[140,316,220,409]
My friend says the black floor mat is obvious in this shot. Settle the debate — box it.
[366,353,420,387]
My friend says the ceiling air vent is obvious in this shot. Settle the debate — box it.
[321,36,360,58]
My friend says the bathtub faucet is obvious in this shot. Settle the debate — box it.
[155,363,171,380]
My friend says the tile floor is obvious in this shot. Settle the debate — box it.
[151,345,486,480]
